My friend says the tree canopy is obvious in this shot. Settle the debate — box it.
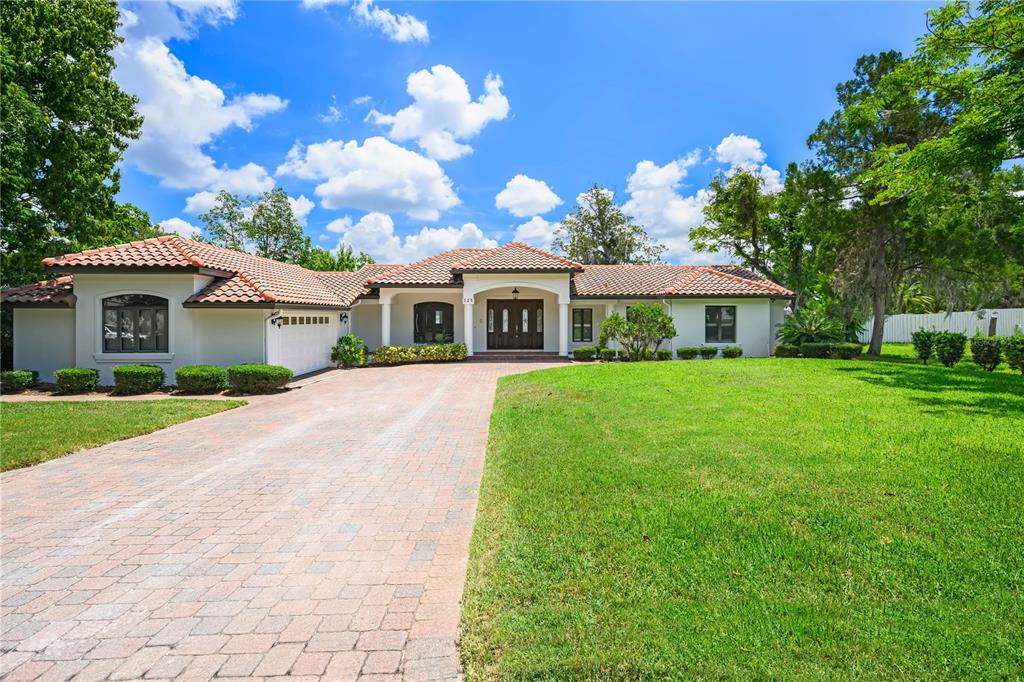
[553,184,666,264]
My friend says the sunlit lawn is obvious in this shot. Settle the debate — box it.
[462,348,1023,680]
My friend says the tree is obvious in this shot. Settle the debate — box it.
[300,243,375,271]
[553,184,666,264]
[1,0,144,287]
[597,305,676,360]
[199,191,249,252]
[248,188,306,262]
[692,171,776,278]
[809,51,952,355]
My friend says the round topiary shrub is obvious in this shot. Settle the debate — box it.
[54,368,99,394]
[699,347,718,359]
[0,370,36,393]
[573,346,596,361]
[655,348,673,361]
[969,336,1002,371]
[911,329,937,363]
[599,348,617,361]
[1003,333,1024,374]
[934,331,967,367]
[228,364,293,393]
[722,346,743,359]
[112,365,165,395]
[175,365,229,393]
[676,347,700,360]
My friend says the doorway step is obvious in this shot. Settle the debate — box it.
[467,351,568,363]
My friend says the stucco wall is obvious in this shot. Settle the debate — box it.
[670,298,774,357]
[386,291,465,346]
[12,308,76,383]
[193,309,266,367]
[351,302,382,349]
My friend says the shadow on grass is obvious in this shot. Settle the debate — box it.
[834,359,1024,418]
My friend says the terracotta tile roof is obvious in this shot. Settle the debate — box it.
[451,242,582,273]
[313,264,402,305]
[0,276,76,306]
[369,248,489,286]
[184,273,268,306]
[572,264,794,298]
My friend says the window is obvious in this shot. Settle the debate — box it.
[705,305,736,343]
[502,308,509,333]
[572,308,593,343]
[536,308,543,333]
[414,302,454,343]
[522,308,529,332]
[488,308,494,333]
[102,295,169,353]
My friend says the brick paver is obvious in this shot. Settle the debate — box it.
[1,363,554,680]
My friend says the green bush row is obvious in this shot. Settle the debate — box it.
[54,368,99,394]
[112,365,165,395]
[572,346,744,361]
[0,370,37,393]
[773,342,863,359]
[913,328,1024,372]
[373,343,468,366]
[676,347,720,359]
[175,365,229,393]
[227,364,293,393]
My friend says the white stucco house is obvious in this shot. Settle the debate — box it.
[1,236,794,383]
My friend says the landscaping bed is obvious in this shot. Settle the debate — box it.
[1,399,246,471]
[461,354,1023,679]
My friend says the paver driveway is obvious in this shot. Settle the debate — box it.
[0,362,557,681]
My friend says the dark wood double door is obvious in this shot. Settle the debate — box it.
[486,299,544,350]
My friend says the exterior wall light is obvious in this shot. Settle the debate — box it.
[512,288,519,300]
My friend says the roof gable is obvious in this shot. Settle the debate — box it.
[451,242,582,273]
[369,248,489,286]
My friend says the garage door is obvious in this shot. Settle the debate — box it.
[268,312,337,376]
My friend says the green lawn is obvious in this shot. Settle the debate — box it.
[0,399,245,471]
[462,349,1023,680]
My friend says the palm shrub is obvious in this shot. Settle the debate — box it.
[1002,330,1024,374]
[54,368,99,394]
[969,335,1002,371]
[778,307,845,346]
[722,346,743,358]
[112,365,165,395]
[910,329,937,363]
[0,370,36,393]
[699,347,718,359]
[331,334,366,368]
[175,365,228,393]
[676,347,700,359]
[228,364,292,393]
[933,331,967,367]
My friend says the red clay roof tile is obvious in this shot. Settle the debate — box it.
[451,242,582,272]
[0,276,76,306]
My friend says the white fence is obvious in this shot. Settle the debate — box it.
[858,308,1024,343]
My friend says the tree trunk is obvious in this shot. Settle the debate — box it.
[869,291,885,356]
[867,221,888,356]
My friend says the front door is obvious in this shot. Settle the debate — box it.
[486,299,544,350]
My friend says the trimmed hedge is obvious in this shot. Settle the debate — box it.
[599,348,617,361]
[699,347,718,359]
[419,344,448,362]
[175,365,229,393]
[774,344,801,358]
[228,364,293,393]
[55,368,99,394]
[676,347,700,360]
[573,346,597,361]
[722,346,743,359]
[373,345,419,365]
[112,365,165,395]
[0,370,36,393]
[655,348,673,361]
[911,329,936,363]
[1004,334,1024,374]
[969,336,1002,371]
[375,343,468,365]
[833,342,864,359]
[800,342,833,358]
[934,331,967,367]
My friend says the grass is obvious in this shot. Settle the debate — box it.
[462,347,1024,680]
[0,399,245,471]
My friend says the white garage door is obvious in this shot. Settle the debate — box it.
[267,311,337,376]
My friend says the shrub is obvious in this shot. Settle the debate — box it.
[655,348,673,361]
[598,306,676,361]
[774,344,801,358]
[419,344,449,362]
[832,342,864,359]
[722,346,743,359]
[699,347,718,359]
[934,331,967,367]
[674,347,697,359]
[800,342,833,359]
[910,329,936,363]
[599,348,617,361]
[0,370,36,393]
[112,365,165,395]
[778,307,845,345]
[372,345,418,365]
[1003,332,1024,374]
[228,364,292,393]
[54,368,99,394]
[446,343,468,361]
[969,336,1002,371]
[175,365,228,393]
[573,346,597,361]
[331,334,366,368]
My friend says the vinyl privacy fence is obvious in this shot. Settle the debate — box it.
[858,309,1024,343]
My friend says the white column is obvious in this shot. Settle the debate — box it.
[463,301,474,356]
[604,303,616,350]
[380,301,391,347]
[558,303,569,356]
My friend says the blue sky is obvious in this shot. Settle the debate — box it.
[115,0,940,264]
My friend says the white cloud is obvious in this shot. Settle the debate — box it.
[353,95,372,105]
[289,195,316,226]
[333,212,496,262]
[276,136,459,221]
[319,96,345,124]
[495,175,562,218]
[513,216,557,251]
[301,0,428,43]
[184,191,219,215]
[159,217,201,239]
[115,3,287,201]
[367,65,509,160]
[757,163,784,194]
[714,133,767,168]
[325,216,352,234]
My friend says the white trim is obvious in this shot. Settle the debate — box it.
[93,352,174,363]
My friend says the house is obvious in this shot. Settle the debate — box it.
[1,236,794,383]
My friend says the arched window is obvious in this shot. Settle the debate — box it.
[103,294,169,352]
[413,302,454,343]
